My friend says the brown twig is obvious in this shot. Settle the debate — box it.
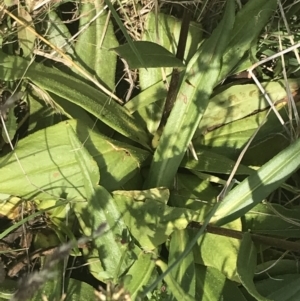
[158,7,192,130]
[189,222,300,252]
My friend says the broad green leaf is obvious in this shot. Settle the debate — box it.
[68,123,133,279]
[169,229,196,298]
[73,186,131,281]
[210,137,300,225]
[218,0,278,80]
[69,123,130,278]
[0,121,89,200]
[169,173,218,212]
[81,247,106,282]
[0,119,147,200]
[245,203,300,238]
[197,78,300,134]
[124,77,169,114]
[0,53,151,148]
[74,186,133,280]
[180,149,253,175]
[67,122,99,192]
[141,196,223,297]
[195,265,248,301]
[124,251,155,299]
[46,92,96,129]
[192,220,242,282]
[156,260,195,301]
[70,119,149,191]
[17,7,35,58]
[75,1,118,90]
[195,103,291,162]
[113,188,204,250]
[237,233,271,301]
[144,0,235,188]
[28,113,145,192]
[112,41,185,69]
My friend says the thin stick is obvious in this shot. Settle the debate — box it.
[248,41,300,71]
[248,69,287,128]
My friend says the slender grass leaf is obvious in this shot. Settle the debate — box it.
[103,0,145,67]
[0,279,15,300]
[218,0,277,80]
[195,265,248,301]
[255,274,300,301]
[237,233,271,301]
[124,78,168,114]
[156,260,195,301]
[211,137,300,226]
[2,108,17,143]
[169,230,196,298]
[144,0,235,188]
[245,203,300,238]
[256,260,299,280]
[124,252,155,299]
[112,41,185,69]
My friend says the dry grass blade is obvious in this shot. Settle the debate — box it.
[9,224,106,301]
[0,7,123,104]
